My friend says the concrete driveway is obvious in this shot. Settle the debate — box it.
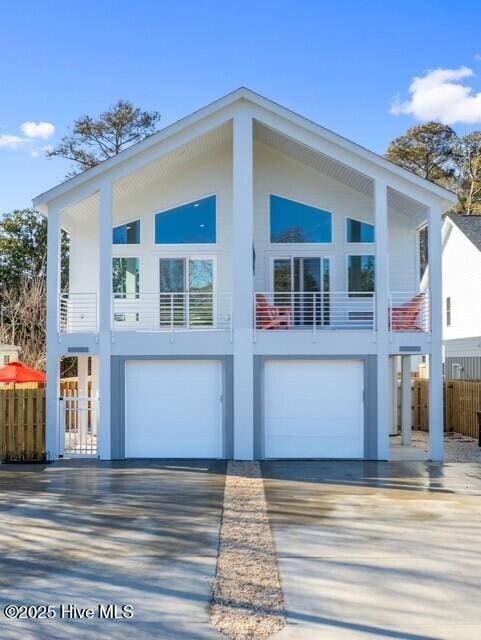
[0,460,226,640]
[262,460,481,640]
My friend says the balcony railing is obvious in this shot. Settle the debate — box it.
[255,292,376,332]
[58,290,429,335]
[389,292,429,333]
[112,292,232,333]
[60,293,98,334]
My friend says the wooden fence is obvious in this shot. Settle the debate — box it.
[0,388,46,461]
[413,379,481,439]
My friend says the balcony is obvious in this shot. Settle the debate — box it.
[254,291,430,335]
[255,292,376,333]
[58,291,429,336]
[59,292,232,334]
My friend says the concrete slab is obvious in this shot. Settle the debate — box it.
[0,460,226,640]
[263,460,481,640]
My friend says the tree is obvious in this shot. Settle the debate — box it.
[455,132,481,215]
[48,100,161,176]
[0,209,68,290]
[0,276,46,369]
[386,122,458,187]
[0,210,69,370]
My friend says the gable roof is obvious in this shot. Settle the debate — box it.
[447,214,481,252]
[32,87,458,209]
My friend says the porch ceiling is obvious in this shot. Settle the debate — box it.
[254,121,428,221]
[63,118,428,225]
[113,121,232,203]
[63,122,232,223]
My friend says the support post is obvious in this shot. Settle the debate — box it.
[232,109,254,460]
[77,356,89,448]
[98,182,112,460]
[390,356,399,436]
[46,205,61,460]
[428,204,444,461]
[401,355,412,445]
[375,179,390,460]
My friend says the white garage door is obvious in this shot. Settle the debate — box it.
[125,360,223,458]
[265,360,364,458]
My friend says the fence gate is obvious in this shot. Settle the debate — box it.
[59,395,99,456]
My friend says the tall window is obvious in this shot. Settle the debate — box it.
[113,220,140,244]
[348,255,375,297]
[346,218,374,243]
[446,296,452,327]
[155,196,216,244]
[112,257,140,298]
[270,195,332,243]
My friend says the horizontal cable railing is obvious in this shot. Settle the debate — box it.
[255,292,376,331]
[389,292,430,333]
[60,293,98,334]
[112,292,232,332]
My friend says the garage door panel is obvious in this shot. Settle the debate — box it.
[265,360,364,459]
[125,360,223,458]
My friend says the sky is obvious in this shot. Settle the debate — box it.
[2,0,481,212]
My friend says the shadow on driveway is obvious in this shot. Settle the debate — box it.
[0,460,226,640]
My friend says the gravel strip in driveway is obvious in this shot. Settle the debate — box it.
[211,461,286,640]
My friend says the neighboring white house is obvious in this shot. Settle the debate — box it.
[442,214,481,379]
[32,88,456,462]
[0,344,19,367]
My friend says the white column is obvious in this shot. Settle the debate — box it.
[390,356,399,436]
[401,355,412,445]
[46,204,61,459]
[91,355,99,433]
[98,182,112,460]
[428,204,444,461]
[232,109,254,460]
[77,356,89,447]
[375,179,390,460]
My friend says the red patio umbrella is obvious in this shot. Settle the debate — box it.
[0,361,46,385]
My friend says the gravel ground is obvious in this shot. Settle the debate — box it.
[210,461,286,640]
[412,430,481,462]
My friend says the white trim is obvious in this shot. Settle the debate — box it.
[153,193,217,246]
[267,191,333,247]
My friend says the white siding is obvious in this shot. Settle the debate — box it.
[253,141,417,292]
[70,142,233,296]
[67,138,420,308]
[443,223,481,341]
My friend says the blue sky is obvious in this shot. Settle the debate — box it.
[1,0,481,212]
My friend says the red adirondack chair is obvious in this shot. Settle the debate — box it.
[390,293,426,331]
[256,294,292,330]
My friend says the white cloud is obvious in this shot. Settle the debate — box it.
[20,121,55,139]
[0,134,26,148]
[475,53,481,62]
[31,144,53,159]
[390,66,481,124]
